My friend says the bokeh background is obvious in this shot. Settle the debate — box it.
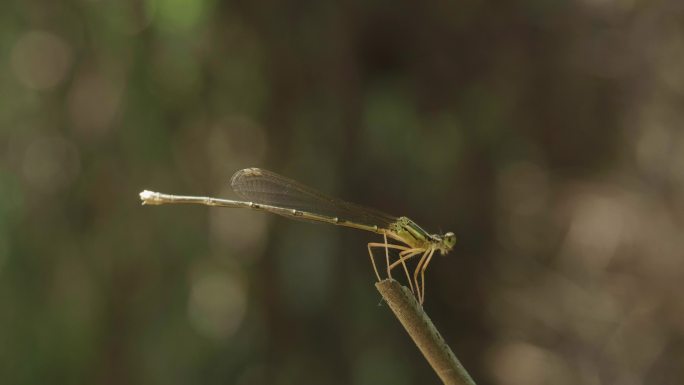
[2,0,684,384]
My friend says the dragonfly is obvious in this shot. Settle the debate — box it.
[139,168,456,304]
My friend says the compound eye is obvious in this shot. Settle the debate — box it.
[444,232,457,248]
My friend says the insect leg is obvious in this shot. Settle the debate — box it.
[367,242,409,282]
[419,248,436,305]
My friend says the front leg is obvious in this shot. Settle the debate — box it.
[413,249,431,305]
[418,249,435,305]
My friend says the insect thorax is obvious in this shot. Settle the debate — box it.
[388,216,433,249]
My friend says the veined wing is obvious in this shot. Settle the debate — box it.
[230,168,397,229]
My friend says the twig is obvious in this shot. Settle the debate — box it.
[375,279,476,385]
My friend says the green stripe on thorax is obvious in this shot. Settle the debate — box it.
[389,216,433,248]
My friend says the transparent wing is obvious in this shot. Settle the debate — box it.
[230,168,397,229]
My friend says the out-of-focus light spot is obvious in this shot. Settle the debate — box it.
[209,206,268,262]
[204,119,270,257]
[11,31,72,90]
[488,342,571,385]
[658,35,684,94]
[200,121,270,259]
[628,199,682,277]
[67,71,123,140]
[603,298,666,371]
[206,118,269,181]
[188,270,247,340]
[148,0,208,33]
[560,192,627,272]
[115,1,155,35]
[636,124,671,175]
[22,135,81,193]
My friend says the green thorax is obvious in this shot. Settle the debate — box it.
[388,216,435,249]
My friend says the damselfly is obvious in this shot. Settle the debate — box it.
[139,168,456,304]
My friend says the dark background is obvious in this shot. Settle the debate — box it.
[2,0,684,384]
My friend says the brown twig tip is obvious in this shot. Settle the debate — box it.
[375,279,476,385]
